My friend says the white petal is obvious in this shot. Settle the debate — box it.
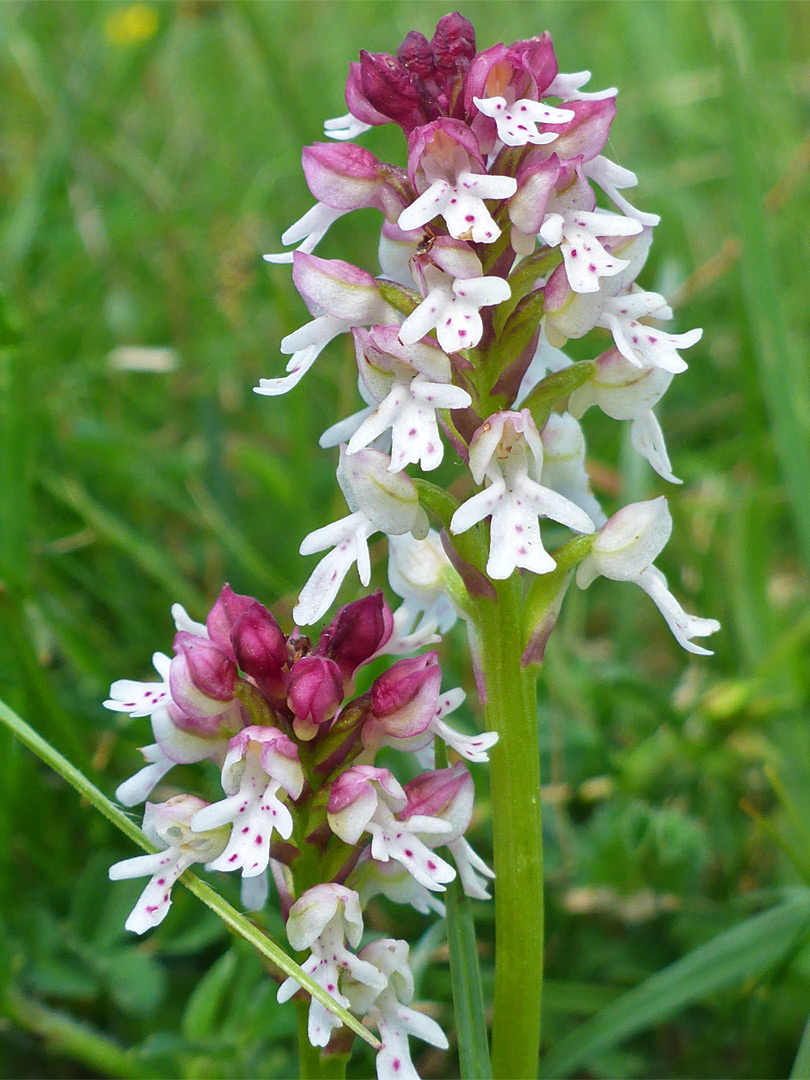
[630,412,682,484]
[398,180,451,233]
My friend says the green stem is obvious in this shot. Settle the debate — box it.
[475,577,543,1079]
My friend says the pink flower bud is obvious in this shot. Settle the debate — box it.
[230,602,287,700]
[287,655,344,738]
[302,143,403,221]
[370,653,442,737]
[316,590,393,684]
[205,584,258,656]
[170,632,236,717]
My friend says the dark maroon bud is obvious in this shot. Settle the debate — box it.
[231,602,287,700]
[317,590,393,684]
[170,631,236,715]
[206,584,259,655]
[359,50,429,132]
[397,31,435,80]
[287,655,344,737]
[430,12,476,75]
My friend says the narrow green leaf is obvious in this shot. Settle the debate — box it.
[445,875,492,1078]
[520,361,595,434]
[436,740,492,1079]
[540,899,810,1078]
[0,696,380,1051]
[182,948,238,1041]
[790,1008,810,1079]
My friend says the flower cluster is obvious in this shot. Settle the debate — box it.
[107,585,496,1079]
[257,12,718,655]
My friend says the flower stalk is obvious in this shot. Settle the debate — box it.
[475,578,544,1079]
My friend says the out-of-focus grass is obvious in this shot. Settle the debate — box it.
[1,2,809,1077]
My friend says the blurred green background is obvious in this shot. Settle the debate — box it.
[1,1,809,1077]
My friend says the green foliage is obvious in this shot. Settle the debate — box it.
[1,1,809,1077]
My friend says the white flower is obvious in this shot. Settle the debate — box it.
[108,796,228,934]
[328,767,456,893]
[294,447,429,626]
[347,328,470,472]
[544,70,617,101]
[540,412,605,527]
[344,939,448,1080]
[263,203,345,265]
[323,111,372,141]
[399,264,511,354]
[277,885,387,1048]
[539,209,643,294]
[450,410,595,579]
[448,836,495,900]
[567,350,680,484]
[597,289,702,374]
[473,95,574,147]
[254,253,397,397]
[399,126,517,244]
[576,498,720,654]
[387,530,458,637]
[191,726,304,879]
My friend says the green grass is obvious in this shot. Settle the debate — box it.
[1,1,809,1077]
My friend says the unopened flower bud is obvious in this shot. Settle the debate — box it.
[231,602,288,700]
[170,632,236,717]
[287,655,344,739]
[316,590,393,685]
[206,583,258,656]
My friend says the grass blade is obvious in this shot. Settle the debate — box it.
[540,898,810,1078]
[0,695,380,1052]
[791,1009,810,1079]
[436,739,492,1078]
[445,871,492,1079]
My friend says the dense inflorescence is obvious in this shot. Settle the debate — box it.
[257,12,718,657]
[107,586,494,1078]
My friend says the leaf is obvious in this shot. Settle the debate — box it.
[0,696,381,1052]
[540,897,810,1078]
[182,949,238,1041]
[436,740,492,1079]
[100,949,168,1017]
[791,1008,810,1080]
